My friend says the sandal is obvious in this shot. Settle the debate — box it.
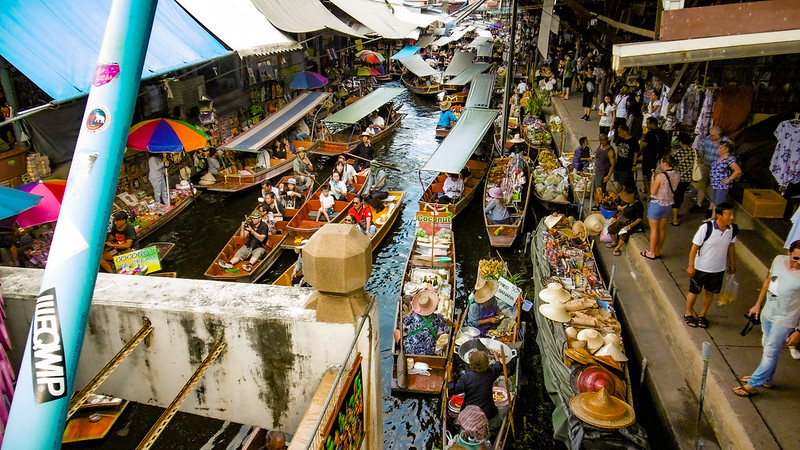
[697,316,709,328]
[613,250,622,256]
[640,250,659,260]
[605,243,615,248]
[733,385,758,397]
[684,315,698,328]
[740,376,772,389]
[671,220,680,226]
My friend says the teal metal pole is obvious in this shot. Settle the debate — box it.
[3,0,158,448]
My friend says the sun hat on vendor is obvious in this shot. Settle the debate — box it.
[488,187,504,199]
[618,187,636,204]
[469,350,490,373]
[440,100,452,111]
[474,278,499,303]
[412,290,439,316]
[508,134,525,144]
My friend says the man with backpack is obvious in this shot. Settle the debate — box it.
[684,202,738,328]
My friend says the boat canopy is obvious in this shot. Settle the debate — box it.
[465,73,496,109]
[476,41,494,57]
[421,108,497,173]
[220,92,330,152]
[397,54,439,78]
[323,87,405,125]
[446,63,491,86]
[415,35,436,48]
[390,45,420,60]
[328,0,418,39]
[443,51,475,77]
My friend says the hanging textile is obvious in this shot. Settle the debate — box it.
[770,120,800,188]
[712,85,753,138]
[679,83,701,125]
[692,89,715,149]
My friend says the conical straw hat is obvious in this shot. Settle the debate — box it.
[594,342,629,362]
[539,282,570,304]
[569,388,635,429]
[538,302,570,322]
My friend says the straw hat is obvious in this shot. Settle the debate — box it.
[576,328,604,353]
[618,189,636,204]
[584,213,606,236]
[538,302,570,322]
[543,213,564,229]
[603,333,622,346]
[474,279,499,304]
[572,221,587,241]
[594,342,629,362]
[488,187,503,199]
[440,100,452,111]
[412,290,439,316]
[539,282,570,304]
[508,134,525,144]
[563,348,594,366]
[177,179,191,190]
[593,354,623,372]
[198,173,217,186]
[361,131,371,136]
[569,388,635,429]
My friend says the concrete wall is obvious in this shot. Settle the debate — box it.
[0,267,365,434]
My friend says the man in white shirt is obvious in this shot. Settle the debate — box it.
[371,113,385,130]
[440,173,464,204]
[516,80,528,94]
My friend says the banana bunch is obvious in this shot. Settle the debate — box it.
[479,259,505,279]
[537,150,558,173]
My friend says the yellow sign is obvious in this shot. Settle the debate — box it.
[355,39,363,51]
[113,245,161,275]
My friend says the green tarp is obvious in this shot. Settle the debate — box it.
[323,87,405,124]
[397,54,439,78]
[421,108,497,174]
[443,50,475,77]
[445,63,491,86]
[465,73,496,109]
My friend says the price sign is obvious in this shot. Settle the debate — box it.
[113,245,161,274]
[496,277,522,307]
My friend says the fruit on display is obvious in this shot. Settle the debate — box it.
[479,259,505,279]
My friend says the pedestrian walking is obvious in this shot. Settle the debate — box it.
[733,240,800,397]
[669,132,696,226]
[642,155,679,260]
[683,202,738,328]
[597,94,615,137]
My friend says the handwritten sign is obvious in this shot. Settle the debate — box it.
[415,210,452,236]
[496,277,522,307]
[113,245,161,275]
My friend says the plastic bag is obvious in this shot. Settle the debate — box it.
[718,273,739,305]
[599,221,613,243]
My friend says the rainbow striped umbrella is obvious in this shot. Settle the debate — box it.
[127,118,208,153]
[359,51,385,64]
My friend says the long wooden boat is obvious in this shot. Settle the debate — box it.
[418,159,489,219]
[391,231,456,394]
[203,176,312,282]
[484,156,533,247]
[315,113,405,156]
[401,74,444,96]
[134,191,196,241]
[532,149,570,212]
[203,148,305,193]
[559,150,593,203]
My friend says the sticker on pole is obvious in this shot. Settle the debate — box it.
[495,277,522,307]
[113,245,162,275]
[93,63,120,87]
[30,288,68,403]
[85,107,110,132]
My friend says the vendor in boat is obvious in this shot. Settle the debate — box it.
[571,136,592,171]
[100,211,139,273]
[205,148,220,176]
[147,153,169,205]
[439,173,464,204]
[448,350,506,432]
[217,211,269,272]
[363,162,389,210]
[348,194,376,238]
[354,133,374,172]
[437,101,458,130]
[467,279,505,336]
[394,290,449,356]
[292,148,314,192]
[484,187,512,225]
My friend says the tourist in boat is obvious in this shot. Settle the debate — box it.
[334,156,358,192]
[147,153,169,205]
[258,192,284,223]
[447,350,506,432]
[280,136,296,156]
[484,187,512,225]
[272,140,286,159]
[363,162,389,209]
[294,118,310,141]
[370,112,385,130]
[394,290,448,356]
[280,178,304,209]
[467,279,504,336]
[348,194,376,238]
[437,101,458,130]
[439,173,464,204]
[292,148,314,192]
[217,211,269,272]
[354,133,374,171]
[100,211,139,273]
[329,171,348,201]
[260,180,281,204]
[316,184,335,222]
[205,148,220,176]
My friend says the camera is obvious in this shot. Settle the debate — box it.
[740,313,761,336]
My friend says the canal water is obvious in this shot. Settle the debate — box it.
[116,82,562,449]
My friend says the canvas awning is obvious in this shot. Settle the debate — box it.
[176,0,300,57]
[220,92,330,152]
[323,87,405,124]
[465,73,496,109]
[250,0,363,36]
[422,108,497,173]
[397,54,439,78]
[443,51,475,77]
[416,35,436,48]
[390,45,420,60]
[476,28,493,38]
[476,41,494,57]
[430,35,454,47]
[448,25,474,42]
[329,0,418,39]
[390,3,441,28]
[452,0,487,24]
[467,36,490,48]
[445,63,490,86]
[0,0,231,102]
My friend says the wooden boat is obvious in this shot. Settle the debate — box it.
[134,192,196,241]
[401,74,444,96]
[559,151,593,203]
[202,153,298,193]
[281,173,367,249]
[315,113,405,156]
[483,156,533,247]
[444,92,468,105]
[62,394,129,443]
[391,232,456,394]
[203,176,312,282]
[418,159,489,219]
[532,149,570,212]
[435,127,451,139]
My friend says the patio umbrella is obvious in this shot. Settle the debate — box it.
[16,180,66,228]
[0,185,42,221]
[355,50,370,58]
[344,67,380,77]
[288,71,329,90]
[359,51,385,64]
[127,118,208,153]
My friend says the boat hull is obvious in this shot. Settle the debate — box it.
[418,159,488,219]
[315,115,404,156]
[401,75,444,96]
[484,157,533,248]
[135,193,196,241]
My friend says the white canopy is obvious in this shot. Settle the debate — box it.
[398,54,439,78]
[421,108,498,173]
[251,0,363,36]
[329,0,418,39]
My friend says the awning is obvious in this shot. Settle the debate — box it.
[416,35,436,48]
[329,0,418,39]
[612,29,800,71]
[445,63,491,86]
[430,35,454,47]
[176,0,300,57]
[467,36,490,48]
[250,0,363,36]
[443,51,475,77]
[0,0,231,102]
[397,54,440,78]
[476,41,494,57]
[452,0,487,24]
[448,25,474,42]
[476,28,493,38]
[465,73,496,109]
[220,92,330,152]
[406,29,421,40]
[323,87,405,124]
[390,45,420,60]
[390,3,441,28]
[421,108,497,173]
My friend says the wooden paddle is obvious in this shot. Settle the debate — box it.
[499,347,515,436]
[441,309,466,429]
[344,152,401,171]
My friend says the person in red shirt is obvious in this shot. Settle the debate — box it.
[347,194,376,239]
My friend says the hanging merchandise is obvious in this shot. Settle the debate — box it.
[692,89,715,149]
[712,85,753,137]
[769,119,800,188]
[679,83,701,125]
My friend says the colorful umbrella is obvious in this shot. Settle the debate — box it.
[16,180,66,227]
[359,51,385,64]
[355,50,371,58]
[345,67,380,77]
[127,118,208,153]
[288,71,329,90]
[0,185,42,221]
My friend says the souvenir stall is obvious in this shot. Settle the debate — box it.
[531,214,648,449]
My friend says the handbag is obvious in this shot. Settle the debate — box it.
[692,156,704,182]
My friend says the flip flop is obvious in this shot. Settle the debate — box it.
[671,221,680,226]
[740,376,772,389]
[613,250,621,256]
[684,315,697,327]
[605,243,615,248]
[640,251,659,260]
[733,385,758,397]
[697,316,709,328]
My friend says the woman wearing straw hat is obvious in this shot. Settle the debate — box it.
[447,350,507,432]
[467,279,504,336]
[437,100,458,130]
[394,291,449,356]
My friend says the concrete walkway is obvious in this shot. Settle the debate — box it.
[546,95,800,449]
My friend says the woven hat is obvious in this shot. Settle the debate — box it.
[595,342,628,362]
[198,173,217,186]
[539,282,570,304]
[177,179,191,190]
[361,131,371,136]
[563,347,594,366]
[412,290,439,316]
[618,189,636,203]
[440,100,452,111]
[543,213,564,229]
[593,354,623,371]
[584,213,606,235]
[569,388,635,429]
[571,365,626,400]
[572,221,587,241]
[508,134,525,144]
[577,328,604,353]
[474,279,499,304]
[488,187,503,199]
[538,302,570,322]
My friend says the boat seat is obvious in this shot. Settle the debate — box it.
[430,183,444,194]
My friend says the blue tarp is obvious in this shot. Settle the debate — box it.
[390,46,420,60]
[0,0,232,102]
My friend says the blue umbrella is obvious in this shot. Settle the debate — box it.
[288,71,329,90]
[0,185,42,221]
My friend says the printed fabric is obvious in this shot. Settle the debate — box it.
[692,89,715,149]
[403,313,448,355]
[769,120,800,188]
